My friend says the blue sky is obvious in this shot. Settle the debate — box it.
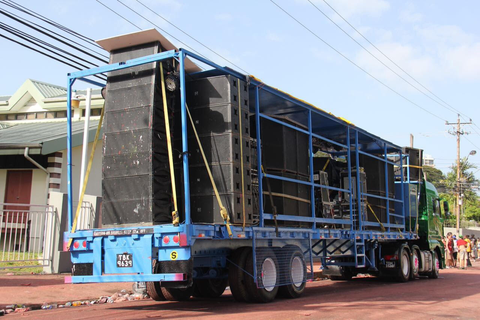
[1,0,480,178]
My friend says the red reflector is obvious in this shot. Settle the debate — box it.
[384,254,398,261]
[173,235,179,243]
[82,241,87,248]
[163,236,170,244]
[73,241,80,249]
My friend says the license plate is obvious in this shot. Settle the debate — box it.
[385,261,395,268]
[117,253,133,268]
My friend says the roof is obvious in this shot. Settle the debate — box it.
[0,120,102,155]
[29,79,67,98]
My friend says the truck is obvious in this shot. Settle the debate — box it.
[64,29,447,303]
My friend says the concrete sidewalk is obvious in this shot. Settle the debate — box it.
[0,274,132,310]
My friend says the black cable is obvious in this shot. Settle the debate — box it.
[96,0,142,30]
[308,0,458,116]
[0,23,106,79]
[320,0,477,125]
[270,0,446,122]
[0,1,109,59]
[2,0,101,47]
[135,0,250,75]
[0,33,106,82]
[0,21,104,70]
[0,8,109,64]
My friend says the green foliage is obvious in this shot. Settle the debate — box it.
[423,166,445,189]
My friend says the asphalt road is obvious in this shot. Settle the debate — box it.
[8,266,480,320]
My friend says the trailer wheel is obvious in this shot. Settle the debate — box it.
[160,286,193,301]
[147,281,166,301]
[428,251,439,279]
[396,246,410,282]
[278,246,306,299]
[197,278,228,298]
[228,247,251,302]
[245,248,279,303]
[410,246,420,280]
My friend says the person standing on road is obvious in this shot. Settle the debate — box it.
[457,236,467,269]
[453,235,458,267]
[445,232,454,268]
[465,235,473,267]
[471,235,477,261]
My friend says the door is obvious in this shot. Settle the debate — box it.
[3,170,33,229]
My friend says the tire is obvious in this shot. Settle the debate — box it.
[147,263,166,301]
[410,246,420,280]
[278,246,307,299]
[192,280,203,298]
[428,251,440,279]
[160,286,193,301]
[245,248,279,303]
[396,246,410,282]
[147,281,166,301]
[228,247,251,302]
[197,278,228,298]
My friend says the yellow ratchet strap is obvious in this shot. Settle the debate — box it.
[68,103,105,250]
[322,158,330,171]
[159,57,179,226]
[186,103,233,238]
[366,202,386,233]
[237,82,246,230]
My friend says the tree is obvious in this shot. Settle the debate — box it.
[423,166,445,190]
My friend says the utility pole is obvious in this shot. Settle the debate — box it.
[446,114,472,234]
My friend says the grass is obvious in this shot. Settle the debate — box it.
[0,251,44,274]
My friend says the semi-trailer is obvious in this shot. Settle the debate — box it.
[65,29,447,303]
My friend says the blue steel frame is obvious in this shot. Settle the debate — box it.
[64,47,417,283]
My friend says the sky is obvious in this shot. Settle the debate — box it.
[1,0,480,180]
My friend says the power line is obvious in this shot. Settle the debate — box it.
[308,0,459,117]
[0,33,106,82]
[96,0,142,30]
[116,0,208,60]
[0,8,109,64]
[2,0,102,48]
[135,0,250,75]
[0,2,109,59]
[319,0,479,129]
[269,0,446,122]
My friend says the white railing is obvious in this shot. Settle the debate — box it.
[74,201,96,230]
[0,203,56,269]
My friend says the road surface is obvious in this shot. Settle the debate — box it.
[8,266,480,319]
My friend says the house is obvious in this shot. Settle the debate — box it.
[0,79,104,263]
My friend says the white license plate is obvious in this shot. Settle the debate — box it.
[117,253,133,268]
[385,261,395,268]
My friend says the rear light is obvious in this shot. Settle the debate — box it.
[384,254,398,261]
[173,235,179,243]
[73,241,80,249]
[163,236,170,244]
[82,241,87,248]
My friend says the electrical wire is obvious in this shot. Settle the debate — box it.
[0,33,106,82]
[135,0,250,75]
[269,0,446,122]
[96,0,142,30]
[116,0,208,60]
[308,0,459,116]
[2,0,102,48]
[319,0,479,129]
[0,23,106,79]
[0,1,108,59]
[0,8,109,64]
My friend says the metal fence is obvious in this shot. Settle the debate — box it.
[74,201,96,230]
[444,220,480,228]
[0,203,56,269]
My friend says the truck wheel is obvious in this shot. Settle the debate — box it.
[410,246,420,280]
[278,246,306,299]
[396,246,410,282]
[147,281,166,301]
[245,248,279,303]
[428,251,439,279]
[161,286,193,301]
[228,247,251,302]
[197,278,228,298]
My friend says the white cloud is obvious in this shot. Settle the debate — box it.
[416,25,475,47]
[399,3,423,23]
[442,44,480,80]
[266,32,282,42]
[215,13,233,22]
